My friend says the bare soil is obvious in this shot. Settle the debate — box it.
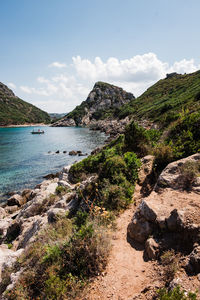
[82,186,159,300]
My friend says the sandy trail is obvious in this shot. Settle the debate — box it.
[83,192,157,300]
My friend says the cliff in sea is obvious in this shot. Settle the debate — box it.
[52,81,135,135]
[0,82,50,126]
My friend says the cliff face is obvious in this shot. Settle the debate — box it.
[0,82,50,126]
[53,81,135,127]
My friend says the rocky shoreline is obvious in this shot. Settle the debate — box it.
[0,123,49,128]
[1,149,200,297]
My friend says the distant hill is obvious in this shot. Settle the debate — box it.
[117,71,200,128]
[52,81,135,127]
[49,113,67,122]
[0,82,50,126]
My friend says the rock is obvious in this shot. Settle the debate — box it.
[21,189,36,202]
[155,153,200,192]
[0,245,23,282]
[166,209,184,231]
[77,150,82,154]
[127,214,152,243]
[169,278,182,290]
[69,150,77,156]
[138,155,155,185]
[78,153,88,156]
[58,180,72,189]
[5,205,19,214]
[55,150,59,154]
[145,238,159,260]
[54,200,68,209]
[16,216,47,249]
[7,194,25,207]
[63,150,67,153]
[140,200,157,222]
[187,246,200,274]
[52,81,134,131]
[43,172,59,180]
[157,216,167,230]
[0,207,6,219]
[47,208,66,223]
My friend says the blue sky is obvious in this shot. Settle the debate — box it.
[0,0,200,113]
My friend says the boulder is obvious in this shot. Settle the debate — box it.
[145,238,159,260]
[155,153,200,192]
[140,200,157,222]
[0,218,12,237]
[0,207,6,219]
[127,214,152,243]
[55,150,60,154]
[78,153,88,156]
[5,205,19,214]
[16,216,47,250]
[7,194,25,207]
[138,155,155,185]
[166,209,184,231]
[187,246,200,274]
[69,150,77,156]
[0,245,23,282]
[58,180,72,189]
[47,208,66,223]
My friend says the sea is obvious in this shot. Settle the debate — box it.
[0,126,106,203]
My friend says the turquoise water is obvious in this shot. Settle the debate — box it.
[0,126,106,202]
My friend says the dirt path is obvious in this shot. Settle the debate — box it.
[83,189,157,300]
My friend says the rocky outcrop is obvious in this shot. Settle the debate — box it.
[52,82,134,135]
[128,153,200,254]
[155,153,200,193]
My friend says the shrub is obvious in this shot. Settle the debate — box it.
[167,112,200,159]
[153,143,174,171]
[5,217,110,300]
[160,250,179,283]
[55,185,67,195]
[179,160,200,190]
[124,121,150,156]
[124,152,141,182]
[157,285,197,300]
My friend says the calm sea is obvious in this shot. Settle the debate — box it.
[0,126,106,202]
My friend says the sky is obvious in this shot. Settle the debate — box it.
[0,0,200,113]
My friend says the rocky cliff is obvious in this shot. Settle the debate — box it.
[52,81,134,129]
[0,82,50,126]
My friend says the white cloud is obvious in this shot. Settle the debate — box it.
[7,82,16,89]
[48,62,67,68]
[17,53,200,113]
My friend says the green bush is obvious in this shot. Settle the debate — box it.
[179,160,200,190]
[157,286,197,300]
[124,121,150,156]
[124,152,141,182]
[167,112,200,159]
[153,143,174,171]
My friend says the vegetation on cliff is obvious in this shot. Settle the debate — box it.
[53,81,134,126]
[0,82,50,125]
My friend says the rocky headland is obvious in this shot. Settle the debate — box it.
[52,81,135,136]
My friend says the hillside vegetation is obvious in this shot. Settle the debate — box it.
[117,71,200,126]
[1,71,200,299]
[0,82,50,126]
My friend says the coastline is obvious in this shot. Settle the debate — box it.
[0,123,50,128]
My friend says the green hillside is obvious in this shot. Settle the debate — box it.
[0,82,50,126]
[117,71,200,127]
